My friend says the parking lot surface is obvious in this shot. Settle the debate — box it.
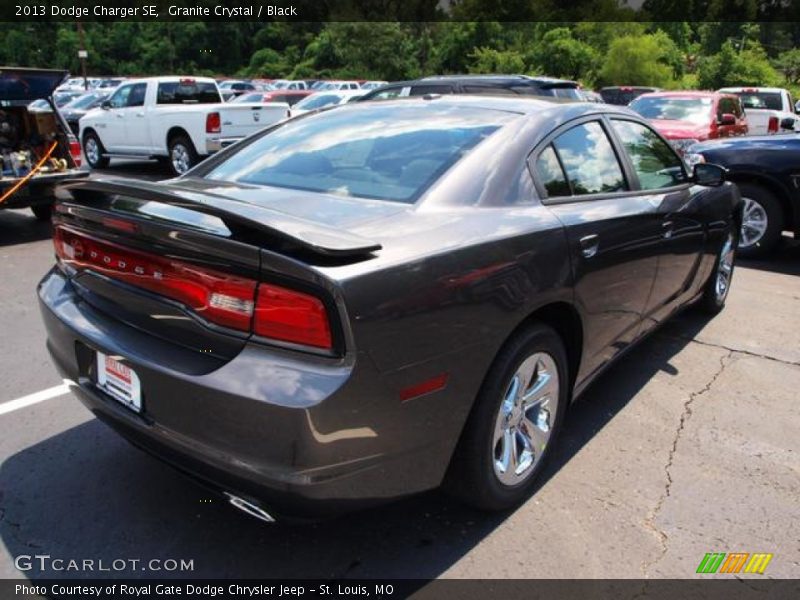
[1,160,798,580]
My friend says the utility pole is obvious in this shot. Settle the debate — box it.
[76,21,88,90]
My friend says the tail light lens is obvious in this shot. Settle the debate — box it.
[53,226,333,351]
[206,112,221,134]
[68,136,81,167]
[768,116,778,133]
[254,284,332,349]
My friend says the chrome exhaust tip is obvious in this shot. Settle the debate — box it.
[224,492,276,523]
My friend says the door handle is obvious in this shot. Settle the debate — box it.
[579,234,599,258]
[135,112,145,117]
[662,220,674,239]
[115,113,124,118]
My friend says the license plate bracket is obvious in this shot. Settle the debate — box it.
[95,352,142,413]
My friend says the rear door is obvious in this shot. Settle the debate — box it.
[531,118,661,381]
[608,117,704,327]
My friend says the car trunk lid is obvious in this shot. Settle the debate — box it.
[0,67,68,101]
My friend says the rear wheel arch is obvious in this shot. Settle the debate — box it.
[166,126,193,151]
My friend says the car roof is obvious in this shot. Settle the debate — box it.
[718,87,785,93]
[637,90,726,98]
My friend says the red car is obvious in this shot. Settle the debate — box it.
[629,91,748,154]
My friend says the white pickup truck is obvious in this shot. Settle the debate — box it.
[79,76,288,175]
[718,87,799,135]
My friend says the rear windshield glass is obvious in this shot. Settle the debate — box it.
[156,81,220,104]
[629,96,713,125]
[204,104,513,203]
[732,92,782,110]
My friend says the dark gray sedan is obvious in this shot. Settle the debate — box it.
[38,97,741,520]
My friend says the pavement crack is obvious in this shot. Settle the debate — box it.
[640,349,734,576]
[659,333,800,367]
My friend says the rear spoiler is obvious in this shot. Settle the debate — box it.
[61,177,382,258]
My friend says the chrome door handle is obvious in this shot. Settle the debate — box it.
[662,220,674,239]
[579,234,599,258]
[135,112,145,117]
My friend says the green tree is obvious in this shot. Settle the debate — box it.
[597,34,678,88]
[468,48,526,74]
[528,27,598,81]
[775,48,800,85]
[697,40,782,89]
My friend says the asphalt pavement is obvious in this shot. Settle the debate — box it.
[0,159,798,580]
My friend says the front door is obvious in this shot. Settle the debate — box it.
[531,119,661,382]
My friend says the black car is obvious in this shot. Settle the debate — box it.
[686,133,800,258]
[39,97,739,520]
[600,86,661,106]
[60,91,109,135]
[0,67,87,220]
[358,74,583,102]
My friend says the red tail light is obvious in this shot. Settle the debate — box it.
[768,116,779,133]
[68,136,81,167]
[53,226,333,350]
[206,112,221,134]
[254,284,332,349]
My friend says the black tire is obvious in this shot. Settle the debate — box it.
[698,224,737,315]
[30,204,53,221]
[444,323,569,511]
[167,134,199,177]
[82,131,109,169]
[736,182,783,259]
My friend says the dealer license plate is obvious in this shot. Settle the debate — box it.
[96,352,142,413]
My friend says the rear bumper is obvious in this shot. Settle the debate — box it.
[37,267,458,517]
[205,137,243,154]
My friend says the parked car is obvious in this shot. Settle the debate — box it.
[599,86,660,105]
[79,76,289,176]
[39,96,740,520]
[289,89,365,116]
[270,80,308,91]
[360,81,389,90]
[95,78,126,91]
[219,80,257,101]
[317,80,361,91]
[28,90,84,112]
[60,91,109,135]
[718,87,799,135]
[686,133,800,257]
[579,90,603,103]
[0,67,86,220]
[358,75,583,101]
[628,91,748,155]
[56,77,90,92]
[230,90,312,107]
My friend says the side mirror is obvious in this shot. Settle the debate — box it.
[780,117,796,131]
[718,113,736,126]
[693,163,726,187]
[100,100,111,109]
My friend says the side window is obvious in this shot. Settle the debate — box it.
[126,83,146,107]
[718,98,733,118]
[108,85,132,108]
[409,85,454,96]
[370,87,404,100]
[462,85,516,95]
[611,119,686,190]
[550,121,627,195]
[534,146,570,197]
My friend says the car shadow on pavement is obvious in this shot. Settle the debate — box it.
[0,312,709,580]
[0,209,52,247]
[737,235,800,277]
[92,159,171,182]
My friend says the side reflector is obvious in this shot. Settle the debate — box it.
[400,373,449,402]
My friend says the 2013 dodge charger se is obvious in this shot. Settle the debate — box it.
[38,97,741,520]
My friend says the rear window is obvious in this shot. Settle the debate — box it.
[204,105,512,203]
[156,81,220,104]
[733,91,782,111]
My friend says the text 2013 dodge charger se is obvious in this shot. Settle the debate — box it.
[39,97,741,520]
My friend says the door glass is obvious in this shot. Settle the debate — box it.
[611,119,686,190]
[126,83,147,107]
[552,122,626,195]
[409,85,454,96]
[534,145,571,197]
[108,85,132,108]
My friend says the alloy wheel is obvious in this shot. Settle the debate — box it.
[739,197,768,249]
[171,144,191,174]
[716,231,735,303]
[492,352,559,487]
[85,138,100,166]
